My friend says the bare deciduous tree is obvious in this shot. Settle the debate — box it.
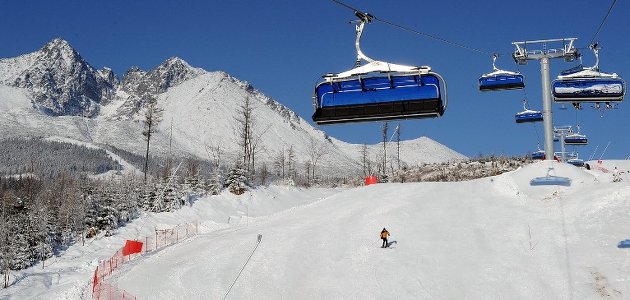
[273,148,286,178]
[186,158,200,179]
[396,123,401,170]
[234,96,269,176]
[55,173,82,247]
[306,137,330,183]
[142,95,163,182]
[1,191,13,288]
[287,145,296,179]
[259,163,269,185]
[235,96,254,172]
[381,122,389,173]
[205,143,224,171]
[360,144,373,176]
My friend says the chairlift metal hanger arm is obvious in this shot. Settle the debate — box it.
[353,11,375,64]
[327,11,432,79]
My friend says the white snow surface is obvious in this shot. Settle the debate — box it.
[3,161,630,300]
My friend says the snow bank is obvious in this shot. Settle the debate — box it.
[504,160,597,200]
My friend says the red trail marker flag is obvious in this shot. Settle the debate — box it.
[122,240,143,256]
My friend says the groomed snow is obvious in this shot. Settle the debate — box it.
[3,161,630,299]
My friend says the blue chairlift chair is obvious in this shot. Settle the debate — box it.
[553,44,626,104]
[313,11,447,125]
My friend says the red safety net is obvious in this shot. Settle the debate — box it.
[597,160,610,173]
[365,176,378,185]
[92,221,198,299]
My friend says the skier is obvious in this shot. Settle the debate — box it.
[613,167,622,182]
[380,228,390,248]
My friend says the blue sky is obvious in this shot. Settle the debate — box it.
[1,0,629,159]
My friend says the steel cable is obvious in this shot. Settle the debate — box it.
[330,0,493,56]
[590,0,618,45]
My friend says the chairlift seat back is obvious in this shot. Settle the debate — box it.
[552,78,626,103]
[515,111,543,123]
[479,73,524,91]
[313,73,445,125]
[564,135,588,145]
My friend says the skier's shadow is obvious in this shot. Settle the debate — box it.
[386,241,397,248]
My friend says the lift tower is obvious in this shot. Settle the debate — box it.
[512,38,579,160]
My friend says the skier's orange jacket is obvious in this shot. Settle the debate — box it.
[380,230,389,239]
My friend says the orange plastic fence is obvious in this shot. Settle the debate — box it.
[92,222,198,299]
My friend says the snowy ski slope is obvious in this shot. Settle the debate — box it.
[2,160,630,299]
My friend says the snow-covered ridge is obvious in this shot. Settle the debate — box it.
[222,72,303,123]
[0,50,38,83]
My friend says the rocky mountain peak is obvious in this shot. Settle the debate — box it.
[150,56,203,92]
[98,67,117,83]
[36,38,85,71]
[115,57,205,117]
[121,66,146,84]
[160,56,191,69]
[41,38,75,55]
[0,38,117,117]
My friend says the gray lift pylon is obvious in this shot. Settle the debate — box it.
[553,125,574,162]
[512,38,579,161]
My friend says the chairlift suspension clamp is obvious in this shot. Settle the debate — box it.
[352,11,375,65]
[354,11,373,23]
[589,43,601,71]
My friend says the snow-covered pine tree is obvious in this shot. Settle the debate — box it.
[94,188,118,235]
[82,185,99,238]
[156,176,181,212]
[26,189,53,268]
[10,230,31,270]
[183,158,206,198]
[208,172,223,195]
[139,182,159,212]
[224,162,248,195]
[113,176,140,224]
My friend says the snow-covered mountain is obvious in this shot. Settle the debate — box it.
[0,39,466,174]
